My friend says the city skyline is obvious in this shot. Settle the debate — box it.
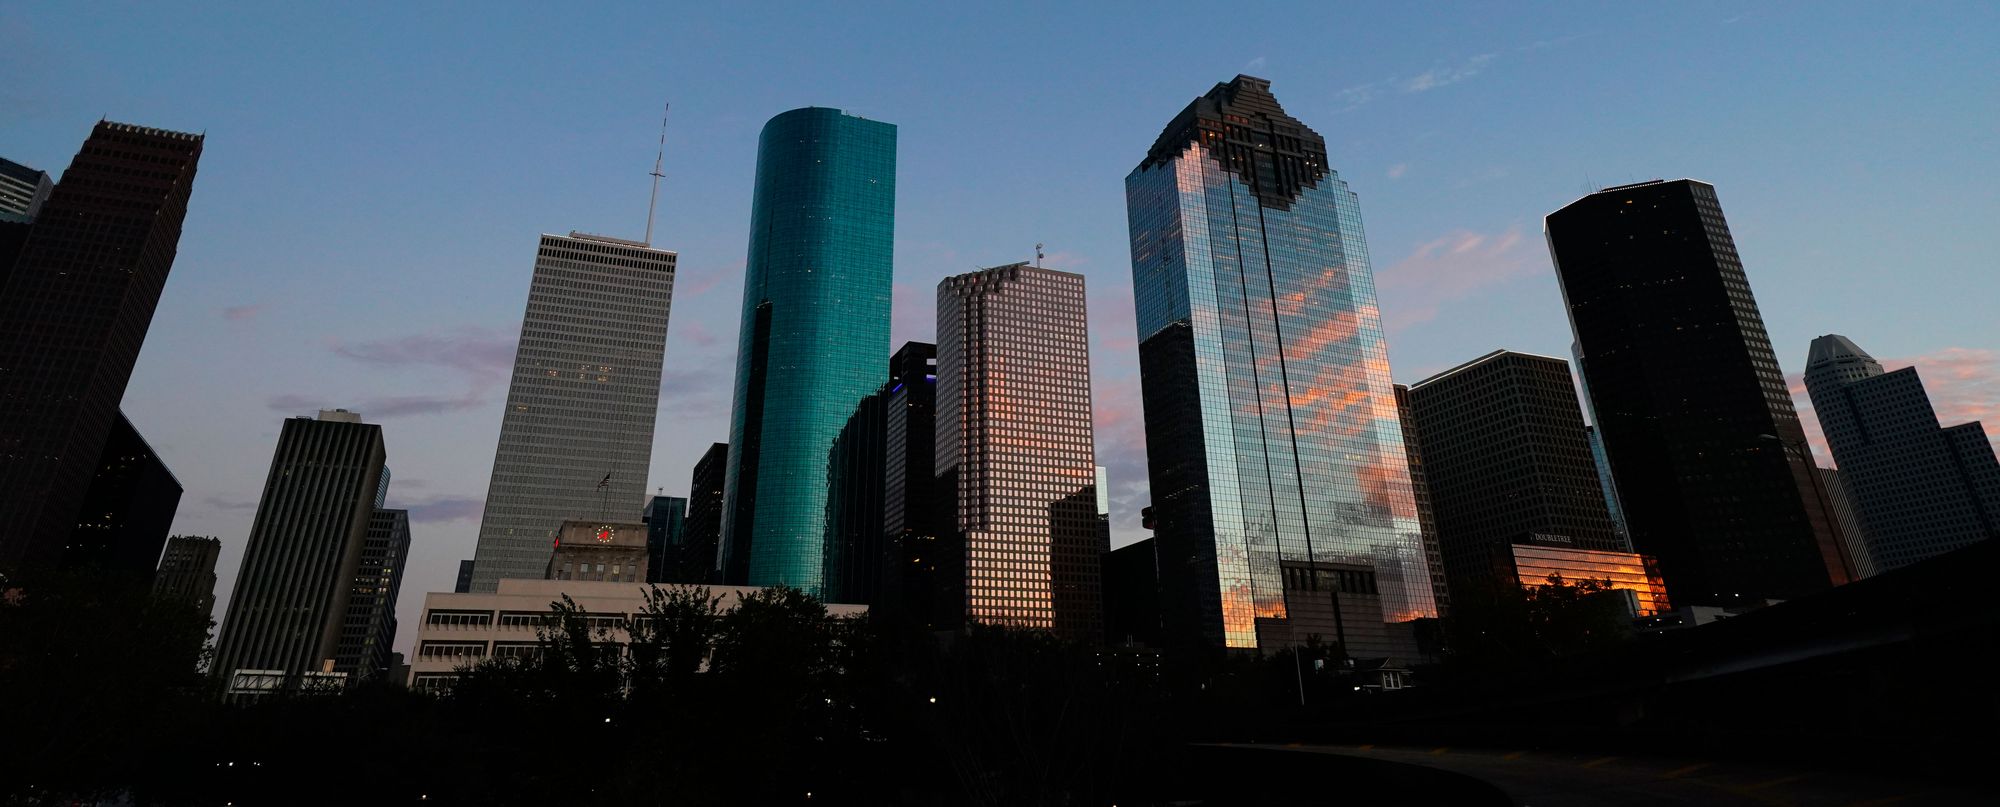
[7,3,1995,651]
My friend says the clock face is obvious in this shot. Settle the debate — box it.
[594,526,615,544]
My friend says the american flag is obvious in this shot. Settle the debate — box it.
[597,472,611,489]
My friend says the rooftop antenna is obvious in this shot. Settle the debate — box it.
[644,102,670,246]
[1035,242,1045,268]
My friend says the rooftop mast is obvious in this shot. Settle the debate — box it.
[644,102,669,246]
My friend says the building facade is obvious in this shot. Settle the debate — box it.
[683,443,728,584]
[1546,179,1848,606]
[881,342,943,626]
[65,412,183,577]
[1818,467,1878,580]
[406,579,869,692]
[1403,351,1626,601]
[1585,426,1633,543]
[1506,542,1670,617]
[1124,75,1434,651]
[643,494,687,583]
[722,107,896,596]
[0,155,53,222]
[469,232,676,591]
[332,508,410,683]
[213,410,388,694]
[937,263,1103,642]
[548,520,650,583]
[1803,334,2000,572]
[1392,384,1451,616]
[0,122,202,574]
[153,535,222,616]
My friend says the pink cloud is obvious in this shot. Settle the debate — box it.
[1374,225,1535,332]
[222,304,265,321]
[891,280,936,346]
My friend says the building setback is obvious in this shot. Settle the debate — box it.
[1546,179,1848,605]
[0,155,54,222]
[469,232,675,591]
[213,410,388,694]
[1403,351,1627,600]
[683,443,728,584]
[1803,335,2000,573]
[65,411,183,578]
[722,107,896,596]
[154,535,222,617]
[333,508,410,683]
[1125,75,1434,652]
[0,122,202,575]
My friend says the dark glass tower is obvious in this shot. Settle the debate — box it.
[1403,351,1627,597]
[1547,179,1849,605]
[154,535,222,616]
[0,122,202,574]
[686,442,728,583]
[213,410,388,694]
[881,342,942,626]
[722,107,896,596]
[1126,76,1434,650]
[1803,335,2000,573]
[643,494,688,583]
[65,412,183,577]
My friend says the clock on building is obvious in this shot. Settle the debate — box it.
[594,525,615,543]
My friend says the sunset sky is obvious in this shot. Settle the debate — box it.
[5,1,1995,650]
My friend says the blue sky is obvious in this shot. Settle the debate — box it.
[5,1,1996,652]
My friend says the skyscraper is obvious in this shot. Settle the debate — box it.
[722,107,896,596]
[65,412,183,577]
[1585,426,1633,543]
[881,342,942,626]
[1403,351,1639,602]
[1392,384,1451,616]
[685,443,728,584]
[154,535,222,617]
[0,122,202,575]
[333,508,410,683]
[643,494,687,583]
[469,232,675,591]
[1547,179,1850,605]
[1803,335,2000,572]
[0,155,53,222]
[937,263,1102,641]
[1125,75,1434,651]
[213,410,388,694]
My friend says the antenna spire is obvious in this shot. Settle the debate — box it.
[644,102,670,246]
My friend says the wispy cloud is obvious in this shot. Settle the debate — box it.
[1386,163,1409,180]
[1373,225,1536,332]
[222,304,265,321]
[1244,56,1267,73]
[202,495,259,512]
[401,494,485,524]
[272,326,520,418]
[266,392,484,419]
[1401,53,1495,92]
[1092,379,1151,545]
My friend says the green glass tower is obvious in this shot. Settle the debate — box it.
[722,107,896,596]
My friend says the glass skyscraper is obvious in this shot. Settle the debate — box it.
[1124,76,1434,650]
[1547,180,1848,605]
[722,107,896,596]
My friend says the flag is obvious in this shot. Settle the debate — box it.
[597,472,611,489]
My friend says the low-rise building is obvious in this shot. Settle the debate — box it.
[406,579,867,692]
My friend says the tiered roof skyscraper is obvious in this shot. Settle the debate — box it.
[1803,334,2000,572]
[1124,76,1435,651]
